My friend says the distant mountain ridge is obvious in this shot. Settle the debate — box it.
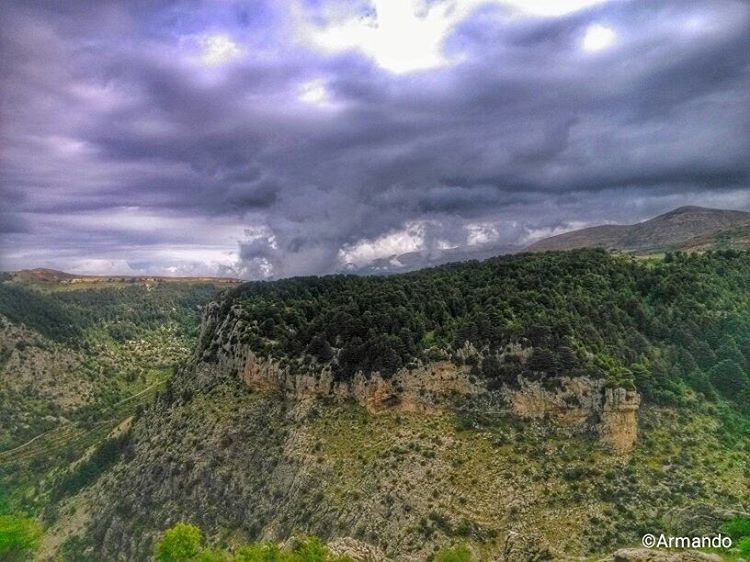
[4,267,242,285]
[527,206,750,254]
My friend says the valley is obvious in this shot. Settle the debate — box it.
[0,274,235,536]
[2,249,747,560]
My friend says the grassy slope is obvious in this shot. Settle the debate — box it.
[53,249,750,561]
[55,375,748,561]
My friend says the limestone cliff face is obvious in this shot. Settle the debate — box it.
[197,299,641,452]
[599,387,641,453]
[239,351,478,415]
[508,378,641,453]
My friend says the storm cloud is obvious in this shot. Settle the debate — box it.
[1,0,748,277]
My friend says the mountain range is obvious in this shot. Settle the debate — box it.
[528,206,750,254]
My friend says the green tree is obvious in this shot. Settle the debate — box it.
[155,523,203,562]
[196,548,231,561]
[0,515,42,562]
[234,542,286,562]
[722,516,750,541]
[709,360,750,398]
[739,538,750,558]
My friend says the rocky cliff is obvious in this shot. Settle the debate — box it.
[47,293,750,562]
[197,299,641,453]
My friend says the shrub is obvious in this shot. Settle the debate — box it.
[0,515,42,561]
[722,516,750,541]
[155,523,203,562]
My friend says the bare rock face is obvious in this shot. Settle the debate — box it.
[509,377,600,424]
[599,387,641,453]
[508,378,641,453]
[612,548,721,562]
[239,349,479,415]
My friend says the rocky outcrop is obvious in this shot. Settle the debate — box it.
[327,537,388,561]
[239,350,478,415]
[599,387,641,453]
[509,376,600,424]
[198,300,641,451]
[508,378,641,453]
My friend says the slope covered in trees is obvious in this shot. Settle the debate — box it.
[206,249,750,409]
[34,250,750,560]
[0,278,227,522]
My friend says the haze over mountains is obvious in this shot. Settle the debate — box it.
[6,206,750,280]
[3,268,241,286]
[351,206,750,275]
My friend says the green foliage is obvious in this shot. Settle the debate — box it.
[710,360,750,398]
[206,249,750,410]
[155,526,352,562]
[435,543,475,562]
[723,516,750,541]
[234,542,286,562]
[0,515,42,561]
[0,282,219,344]
[196,548,232,561]
[0,279,223,516]
[738,538,750,557]
[155,523,204,562]
[51,431,131,501]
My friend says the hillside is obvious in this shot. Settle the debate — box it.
[0,274,229,524]
[527,206,750,254]
[38,249,750,561]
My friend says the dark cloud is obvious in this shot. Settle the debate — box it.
[1,0,748,277]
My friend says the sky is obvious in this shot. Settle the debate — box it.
[0,0,748,279]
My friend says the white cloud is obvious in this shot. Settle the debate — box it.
[466,222,500,246]
[338,221,428,266]
[298,79,329,104]
[198,33,243,65]
[520,220,590,244]
[582,23,617,52]
[500,0,608,18]
[301,0,611,73]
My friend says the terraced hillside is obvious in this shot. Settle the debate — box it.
[0,275,233,522]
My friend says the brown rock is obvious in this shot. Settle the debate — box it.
[612,548,722,562]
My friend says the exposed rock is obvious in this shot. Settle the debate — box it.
[239,349,478,415]
[327,537,389,561]
[509,376,600,424]
[599,387,641,453]
[197,296,642,452]
[508,378,640,453]
[612,548,722,562]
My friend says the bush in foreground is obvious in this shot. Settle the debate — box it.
[155,523,354,562]
[0,515,42,562]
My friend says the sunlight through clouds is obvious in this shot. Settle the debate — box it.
[582,23,617,52]
[298,79,329,104]
[302,0,611,73]
[198,33,243,65]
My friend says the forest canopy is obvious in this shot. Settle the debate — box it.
[205,249,750,408]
